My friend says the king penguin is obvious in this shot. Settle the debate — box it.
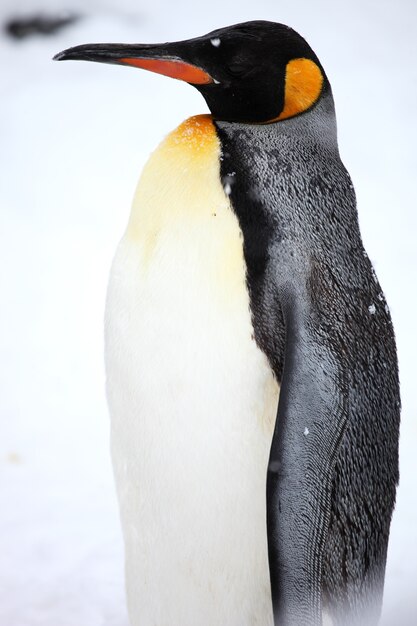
[55,21,400,626]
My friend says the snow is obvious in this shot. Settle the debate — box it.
[304,427,309,436]
[369,303,376,314]
[210,37,221,47]
[0,1,416,625]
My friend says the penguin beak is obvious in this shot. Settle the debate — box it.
[53,42,214,85]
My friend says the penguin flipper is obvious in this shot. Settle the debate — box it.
[266,290,348,626]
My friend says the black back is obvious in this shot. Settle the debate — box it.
[215,89,400,624]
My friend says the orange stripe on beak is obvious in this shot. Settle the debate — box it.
[120,58,213,84]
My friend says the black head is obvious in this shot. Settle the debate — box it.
[54,20,329,124]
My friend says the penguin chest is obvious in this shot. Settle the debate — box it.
[105,116,279,626]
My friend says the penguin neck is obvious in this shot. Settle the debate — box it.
[215,89,339,152]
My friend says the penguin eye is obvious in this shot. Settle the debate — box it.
[226,59,250,77]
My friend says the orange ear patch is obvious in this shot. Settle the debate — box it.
[277,58,323,121]
[119,57,213,85]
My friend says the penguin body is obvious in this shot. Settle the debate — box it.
[105,115,278,625]
[56,20,400,626]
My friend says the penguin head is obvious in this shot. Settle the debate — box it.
[54,20,328,124]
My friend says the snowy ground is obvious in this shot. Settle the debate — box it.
[0,1,416,624]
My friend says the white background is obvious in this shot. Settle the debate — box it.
[0,1,416,624]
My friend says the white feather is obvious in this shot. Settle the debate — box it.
[105,116,279,626]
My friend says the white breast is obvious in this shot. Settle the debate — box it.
[105,116,279,626]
